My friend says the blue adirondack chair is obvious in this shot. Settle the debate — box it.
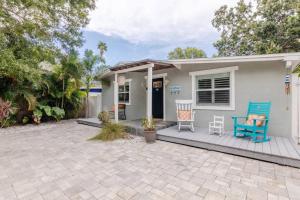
[232,102,271,143]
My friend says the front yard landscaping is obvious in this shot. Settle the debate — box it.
[0,121,300,200]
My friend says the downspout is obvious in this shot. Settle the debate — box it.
[297,76,300,144]
[286,59,300,144]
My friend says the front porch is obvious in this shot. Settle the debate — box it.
[110,59,177,122]
[77,118,300,168]
[157,126,300,168]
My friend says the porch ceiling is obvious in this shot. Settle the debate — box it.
[110,59,175,72]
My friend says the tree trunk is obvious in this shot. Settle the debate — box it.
[61,78,65,109]
[85,91,89,118]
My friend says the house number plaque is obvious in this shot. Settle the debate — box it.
[169,85,181,95]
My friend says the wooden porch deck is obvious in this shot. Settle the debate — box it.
[77,118,300,168]
[157,126,300,168]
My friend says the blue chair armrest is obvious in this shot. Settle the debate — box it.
[232,116,247,119]
[252,117,268,121]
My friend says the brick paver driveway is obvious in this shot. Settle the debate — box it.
[1,121,300,200]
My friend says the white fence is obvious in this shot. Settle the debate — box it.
[86,93,102,118]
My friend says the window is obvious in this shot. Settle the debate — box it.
[190,66,238,110]
[118,81,130,104]
[196,73,230,105]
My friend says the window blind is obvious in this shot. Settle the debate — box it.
[196,72,230,106]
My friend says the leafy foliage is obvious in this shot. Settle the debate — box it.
[292,64,300,76]
[0,0,96,127]
[52,107,65,121]
[0,98,16,128]
[97,42,108,63]
[33,104,65,124]
[82,49,100,116]
[90,123,128,141]
[141,118,156,131]
[32,109,42,124]
[212,0,300,56]
[22,116,29,124]
[168,47,207,59]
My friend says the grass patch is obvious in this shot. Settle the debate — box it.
[90,122,129,141]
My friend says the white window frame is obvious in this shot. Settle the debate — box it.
[117,79,132,105]
[189,66,238,110]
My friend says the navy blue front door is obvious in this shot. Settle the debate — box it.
[152,78,164,118]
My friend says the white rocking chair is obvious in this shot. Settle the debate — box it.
[209,115,224,136]
[175,100,195,132]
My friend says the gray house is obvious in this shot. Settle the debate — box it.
[101,53,300,143]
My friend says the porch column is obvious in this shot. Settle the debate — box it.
[147,64,153,119]
[114,73,119,122]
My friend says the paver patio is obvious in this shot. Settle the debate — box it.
[1,121,300,200]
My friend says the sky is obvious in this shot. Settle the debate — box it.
[80,0,240,66]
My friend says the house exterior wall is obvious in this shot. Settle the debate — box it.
[102,60,292,137]
[102,72,146,120]
[162,61,290,137]
[291,60,300,144]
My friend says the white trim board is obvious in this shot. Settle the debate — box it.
[190,66,238,111]
[114,79,132,105]
[189,66,238,76]
[144,73,167,121]
[168,53,300,65]
[144,73,168,79]
[114,63,153,74]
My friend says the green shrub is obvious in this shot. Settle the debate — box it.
[98,111,110,124]
[52,107,65,121]
[90,123,128,141]
[33,109,42,124]
[22,116,29,124]
[38,105,52,116]
[0,98,17,128]
[33,105,65,123]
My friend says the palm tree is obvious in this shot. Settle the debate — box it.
[97,41,107,62]
[82,49,100,117]
[55,51,83,109]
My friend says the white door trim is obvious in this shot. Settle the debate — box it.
[145,73,167,121]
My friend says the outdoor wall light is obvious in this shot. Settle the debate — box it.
[117,75,126,85]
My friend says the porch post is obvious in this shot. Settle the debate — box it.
[114,73,119,122]
[147,64,153,119]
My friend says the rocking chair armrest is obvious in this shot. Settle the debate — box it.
[232,116,247,120]
[252,117,268,121]
[252,118,269,127]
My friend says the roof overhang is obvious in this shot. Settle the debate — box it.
[110,59,176,73]
[166,52,300,65]
[99,52,300,79]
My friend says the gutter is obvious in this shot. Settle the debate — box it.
[167,53,300,65]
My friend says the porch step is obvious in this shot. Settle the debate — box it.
[77,118,177,136]
[77,118,102,128]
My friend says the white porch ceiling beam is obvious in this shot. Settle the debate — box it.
[114,63,153,74]
[173,64,181,69]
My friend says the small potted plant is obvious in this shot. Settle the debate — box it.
[98,111,111,124]
[141,118,156,143]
